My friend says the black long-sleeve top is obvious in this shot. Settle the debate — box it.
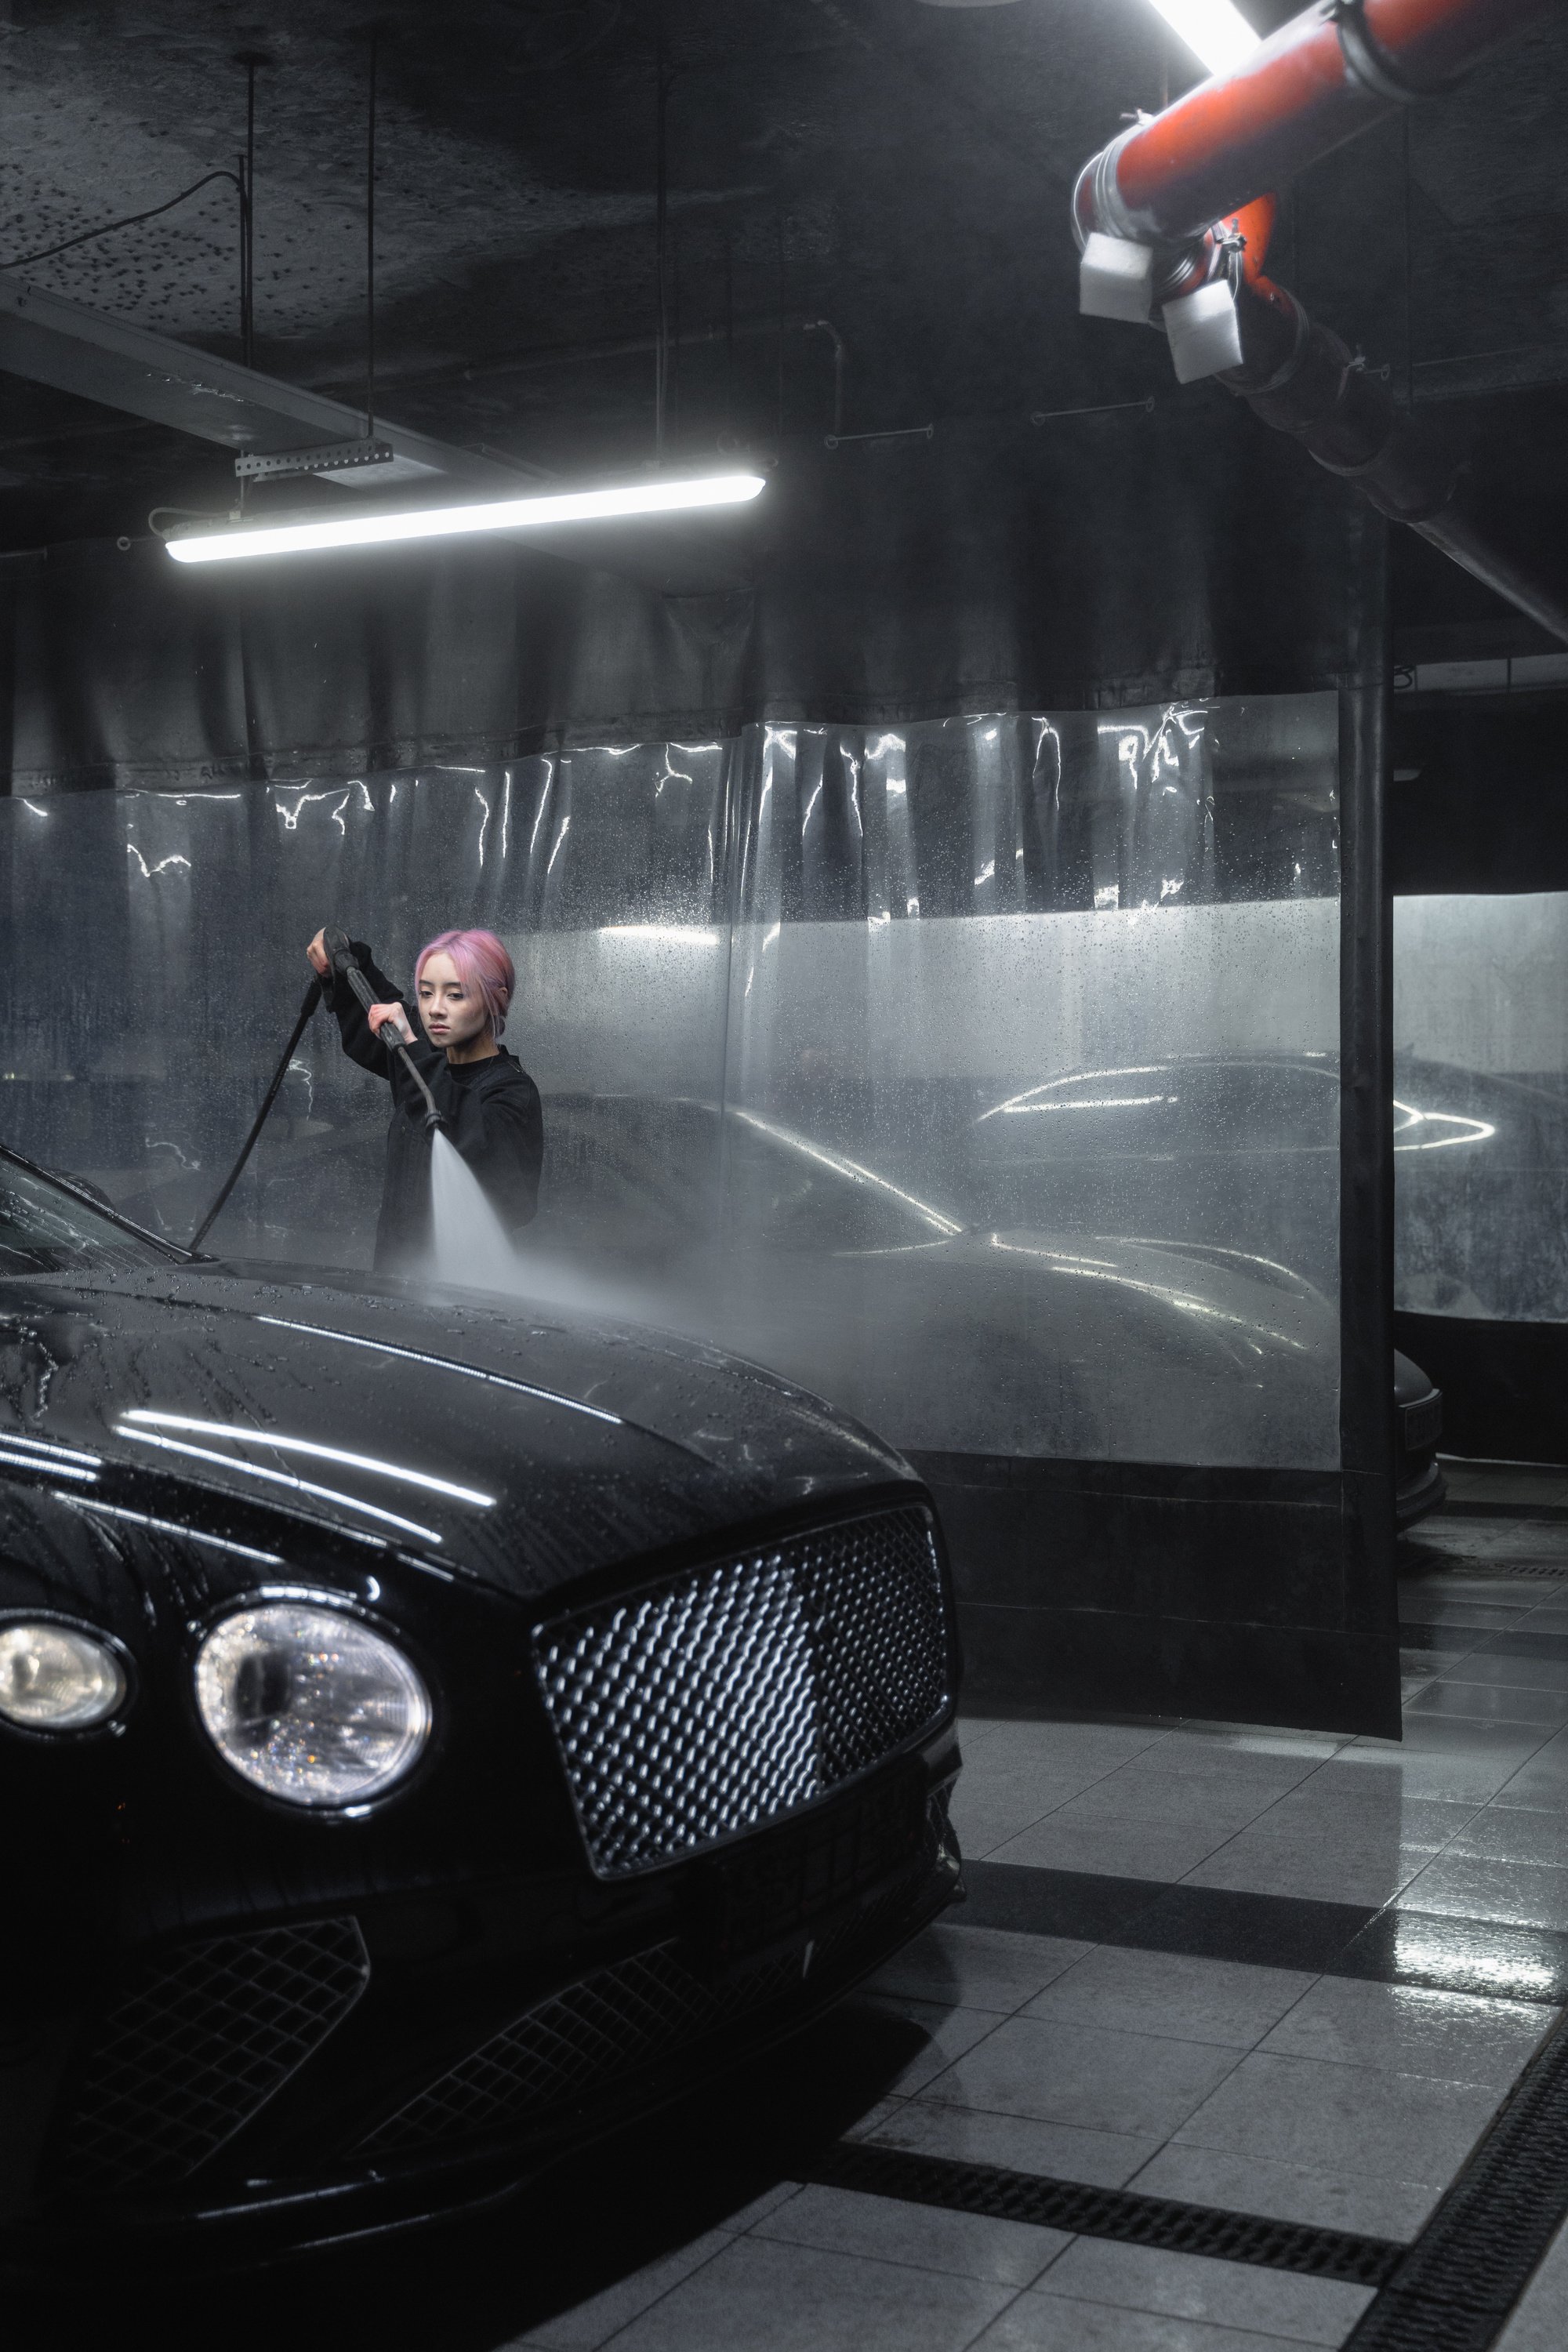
[325,939,543,1273]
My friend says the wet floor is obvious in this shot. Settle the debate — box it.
[27,1470,1568,2351]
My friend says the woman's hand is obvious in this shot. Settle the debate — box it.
[368,1002,415,1047]
[306,928,331,977]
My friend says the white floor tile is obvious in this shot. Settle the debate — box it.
[1173,2049,1500,2186]
[972,2293,1338,2349]
[1025,2237,1374,2346]
[602,2231,1018,2350]
[1398,1849,1568,1932]
[863,1924,1095,2016]
[1255,1975,1556,2089]
[1128,2141,1441,2244]
[989,1812,1237,1882]
[851,1996,1007,2092]
[748,2181,1070,2285]
[1022,1947,1317,2052]
[916,2014,1243,2140]
[858,2091,1163,2188]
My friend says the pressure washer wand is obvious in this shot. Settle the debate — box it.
[321,929,446,1133]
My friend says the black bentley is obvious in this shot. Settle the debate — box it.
[0,1144,962,2263]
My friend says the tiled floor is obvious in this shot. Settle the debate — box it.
[507,1491,1568,2351]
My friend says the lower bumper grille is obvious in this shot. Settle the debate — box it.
[534,1504,952,1878]
[360,1787,957,2161]
[53,1918,369,2195]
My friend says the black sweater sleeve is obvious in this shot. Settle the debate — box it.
[325,938,410,1081]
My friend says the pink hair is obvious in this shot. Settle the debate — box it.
[414,929,515,1039]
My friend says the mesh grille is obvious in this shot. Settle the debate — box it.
[360,1940,802,2156]
[55,1918,368,2194]
[534,1506,949,1877]
[360,1835,943,2161]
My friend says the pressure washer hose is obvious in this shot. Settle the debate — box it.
[188,975,323,1253]
[188,934,445,1255]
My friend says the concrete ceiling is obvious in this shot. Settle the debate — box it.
[0,0,1564,633]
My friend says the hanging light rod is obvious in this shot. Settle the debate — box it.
[1145,0,1260,78]
[165,470,767,564]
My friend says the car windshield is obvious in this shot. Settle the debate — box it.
[0,1159,170,1278]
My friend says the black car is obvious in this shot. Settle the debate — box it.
[0,1145,962,2264]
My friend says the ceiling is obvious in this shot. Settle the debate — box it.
[1,0,1564,640]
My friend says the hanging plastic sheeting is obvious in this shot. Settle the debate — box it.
[720,700,1341,1471]
[0,694,1340,1472]
[1393,894,1568,1323]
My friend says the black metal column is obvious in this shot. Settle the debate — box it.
[1337,503,1401,1738]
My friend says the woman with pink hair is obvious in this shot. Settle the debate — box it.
[306,924,542,1272]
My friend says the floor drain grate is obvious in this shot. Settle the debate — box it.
[808,2141,1403,2288]
[1341,2009,1568,2352]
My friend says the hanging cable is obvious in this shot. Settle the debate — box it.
[365,29,378,441]
[1,170,242,273]
[1402,108,1414,410]
[653,26,671,462]
[240,52,260,368]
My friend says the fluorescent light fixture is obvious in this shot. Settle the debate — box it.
[165,471,767,564]
[1145,0,1261,77]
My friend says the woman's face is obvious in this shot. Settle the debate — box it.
[416,953,488,1049]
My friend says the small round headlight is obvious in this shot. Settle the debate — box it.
[194,1600,431,1809]
[0,1619,129,1731]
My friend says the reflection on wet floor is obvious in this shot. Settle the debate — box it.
[34,1485,1568,2352]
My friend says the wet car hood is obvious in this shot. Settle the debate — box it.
[0,1260,914,1603]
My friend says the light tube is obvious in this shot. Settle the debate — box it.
[1145,0,1261,77]
[165,471,767,564]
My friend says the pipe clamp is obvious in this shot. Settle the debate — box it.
[1327,0,1462,104]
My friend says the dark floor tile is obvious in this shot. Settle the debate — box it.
[960,1864,1374,1974]
[962,1863,1163,1945]
[1332,1907,1568,2005]
[1128,1886,1377,1973]
[1475,1629,1568,1664]
[1396,1621,1495,1653]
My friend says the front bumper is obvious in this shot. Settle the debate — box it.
[5,1743,960,2268]
[1396,1455,1447,1531]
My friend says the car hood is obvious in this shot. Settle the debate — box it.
[0,1261,915,1604]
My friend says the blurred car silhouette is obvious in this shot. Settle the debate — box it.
[527,1097,1345,1475]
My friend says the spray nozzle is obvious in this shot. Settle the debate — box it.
[321,925,358,976]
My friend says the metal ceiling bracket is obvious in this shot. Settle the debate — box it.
[234,439,395,482]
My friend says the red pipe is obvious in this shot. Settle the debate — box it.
[1221,265,1568,642]
[1085,0,1552,247]
[1072,0,1568,644]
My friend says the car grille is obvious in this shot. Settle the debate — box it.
[359,1788,955,2160]
[533,1504,951,1878]
[1402,1392,1443,1452]
[53,1918,369,2195]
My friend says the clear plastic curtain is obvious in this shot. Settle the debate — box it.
[0,695,1341,1468]
[1393,893,1568,1320]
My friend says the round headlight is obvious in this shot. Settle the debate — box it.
[0,1619,129,1731]
[194,1600,431,1808]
